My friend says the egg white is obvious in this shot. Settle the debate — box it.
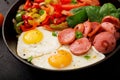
[17,27,61,59]
[31,46,105,70]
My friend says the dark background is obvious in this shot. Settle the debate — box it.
[0,0,120,80]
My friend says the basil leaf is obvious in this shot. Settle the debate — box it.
[85,6,101,22]
[117,8,120,19]
[70,6,87,14]
[67,8,88,27]
[99,3,119,19]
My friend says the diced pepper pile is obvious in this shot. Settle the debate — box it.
[13,0,100,34]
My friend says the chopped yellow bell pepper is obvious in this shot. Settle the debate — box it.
[45,0,52,4]
[32,13,40,18]
[38,10,47,23]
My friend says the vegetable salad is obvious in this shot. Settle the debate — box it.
[13,0,101,34]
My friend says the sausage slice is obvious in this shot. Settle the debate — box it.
[102,16,120,29]
[58,28,75,44]
[70,37,91,55]
[101,22,116,34]
[93,32,116,54]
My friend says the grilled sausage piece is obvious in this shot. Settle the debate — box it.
[70,37,91,55]
[101,22,116,34]
[58,28,75,45]
[102,16,120,29]
[93,32,116,54]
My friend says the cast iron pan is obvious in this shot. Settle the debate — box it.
[2,0,120,71]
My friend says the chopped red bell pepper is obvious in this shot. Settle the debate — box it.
[32,2,40,9]
[24,0,32,10]
[60,0,71,4]
[34,0,44,3]
[61,2,87,10]
[43,25,53,31]
[55,16,66,24]
[52,11,62,18]
[22,15,33,20]
[52,4,63,13]
[20,21,38,31]
[41,15,50,25]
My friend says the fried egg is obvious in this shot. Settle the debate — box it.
[17,27,61,59]
[31,46,105,70]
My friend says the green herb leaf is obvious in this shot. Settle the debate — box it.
[75,31,83,39]
[71,0,77,4]
[39,10,45,15]
[84,55,91,60]
[117,8,120,19]
[27,56,33,62]
[99,3,119,19]
[52,31,57,37]
[85,6,101,22]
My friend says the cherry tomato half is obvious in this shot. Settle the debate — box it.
[0,13,4,27]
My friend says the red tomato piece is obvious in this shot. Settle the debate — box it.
[0,13,4,27]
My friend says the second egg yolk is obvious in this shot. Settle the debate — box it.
[48,50,72,68]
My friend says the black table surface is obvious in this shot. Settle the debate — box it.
[0,0,120,80]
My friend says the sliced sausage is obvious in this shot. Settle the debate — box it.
[102,16,120,29]
[58,28,75,44]
[70,37,91,55]
[83,21,92,37]
[101,22,116,34]
[74,23,84,33]
[88,22,101,37]
[114,32,120,40]
[93,32,116,54]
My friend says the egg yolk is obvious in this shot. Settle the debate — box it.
[48,50,72,68]
[23,29,43,44]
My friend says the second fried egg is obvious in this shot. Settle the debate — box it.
[31,46,105,70]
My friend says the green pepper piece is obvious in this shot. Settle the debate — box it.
[14,21,24,34]
[15,11,25,22]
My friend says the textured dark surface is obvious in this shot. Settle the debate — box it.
[0,0,120,80]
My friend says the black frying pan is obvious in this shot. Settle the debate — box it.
[2,0,120,71]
